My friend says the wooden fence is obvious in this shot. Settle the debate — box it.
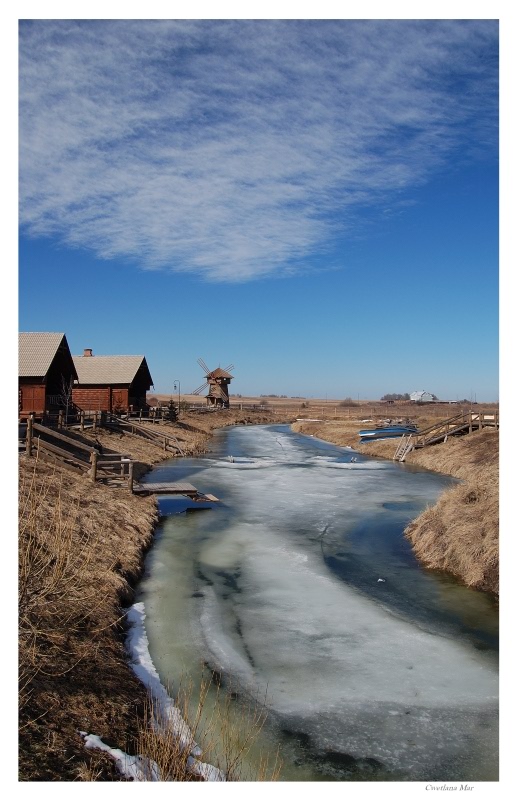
[101,413,185,455]
[23,417,134,489]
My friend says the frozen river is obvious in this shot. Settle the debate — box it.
[136,424,498,782]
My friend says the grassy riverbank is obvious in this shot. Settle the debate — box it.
[18,408,290,781]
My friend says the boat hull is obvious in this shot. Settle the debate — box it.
[358,425,417,440]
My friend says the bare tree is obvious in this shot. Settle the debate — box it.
[60,375,74,425]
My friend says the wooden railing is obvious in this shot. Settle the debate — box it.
[102,413,185,455]
[23,418,134,489]
[412,410,498,448]
[393,409,498,460]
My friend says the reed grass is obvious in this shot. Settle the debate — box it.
[135,671,282,781]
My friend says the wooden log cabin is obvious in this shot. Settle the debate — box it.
[72,349,154,413]
[19,332,78,419]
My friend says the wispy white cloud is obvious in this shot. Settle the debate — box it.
[19,19,498,282]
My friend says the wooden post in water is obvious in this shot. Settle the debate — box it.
[90,450,98,482]
[26,415,33,455]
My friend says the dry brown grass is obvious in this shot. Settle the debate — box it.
[18,452,158,780]
[405,479,499,593]
[403,430,499,594]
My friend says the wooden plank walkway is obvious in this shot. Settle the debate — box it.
[132,481,219,501]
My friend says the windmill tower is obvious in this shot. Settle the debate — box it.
[192,358,234,408]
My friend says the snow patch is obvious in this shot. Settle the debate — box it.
[80,602,226,781]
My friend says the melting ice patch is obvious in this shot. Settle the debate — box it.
[197,527,498,778]
[311,458,390,470]
[209,456,279,470]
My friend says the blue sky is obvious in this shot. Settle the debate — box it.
[17,15,500,401]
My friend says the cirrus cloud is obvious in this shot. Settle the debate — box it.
[19,19,498,282]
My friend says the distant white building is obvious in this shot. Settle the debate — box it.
[410,390,435,403]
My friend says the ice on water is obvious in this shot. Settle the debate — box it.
[139,425,498,780]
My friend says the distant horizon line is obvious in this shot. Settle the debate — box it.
[147,392,498,405]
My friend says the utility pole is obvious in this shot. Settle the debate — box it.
[173,380,181,417]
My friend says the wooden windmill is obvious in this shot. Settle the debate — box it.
[192,358,234,408]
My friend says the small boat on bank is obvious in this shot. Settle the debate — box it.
[358,424,418,442]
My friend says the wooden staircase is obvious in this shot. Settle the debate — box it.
[393,434,415,462]
[393,409,499,462]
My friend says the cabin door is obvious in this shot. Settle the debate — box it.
[20,385,46,415]
[111,389,126,412]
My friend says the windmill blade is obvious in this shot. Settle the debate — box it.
[192,381,209,395]
[224,364,234,373]
[197,357,211,374]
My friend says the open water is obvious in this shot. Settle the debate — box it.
[135,424,498,782]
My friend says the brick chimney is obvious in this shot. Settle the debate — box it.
[83,348,93,357]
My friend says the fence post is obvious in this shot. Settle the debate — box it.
[80,411,85,431]
[90,450,98,482]
[58,410,63,429]
[93,412,97,432]
[128,461,134,492]
[26,415,33,455]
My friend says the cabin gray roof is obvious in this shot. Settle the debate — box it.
[72,354,152,386]
[19,332,70,377]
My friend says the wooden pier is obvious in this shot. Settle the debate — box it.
[132,481,219,501]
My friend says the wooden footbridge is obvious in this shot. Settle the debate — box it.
[393,409,499,462]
